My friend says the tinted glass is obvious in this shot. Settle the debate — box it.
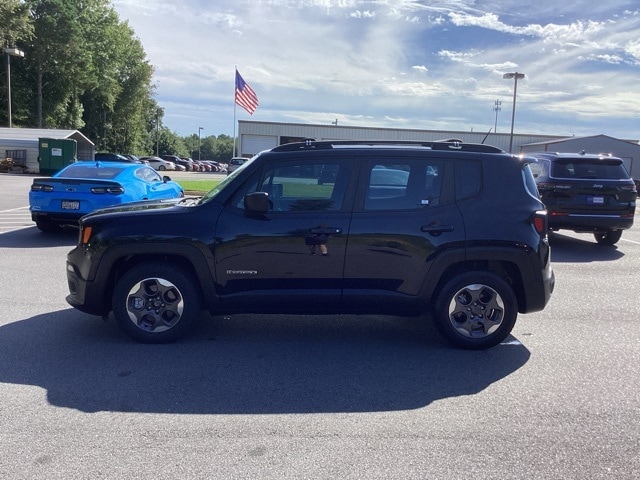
[232,160,349,212]
[59,165,124,179]
[551,159,629,180]
[364,160,442,210]
[135,167,162,182]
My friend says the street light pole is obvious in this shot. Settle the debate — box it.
[503,72,525,153]
[198,127,203,161]
[4,48,25,128]
[155,109,160,156]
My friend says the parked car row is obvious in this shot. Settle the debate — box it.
[140,156,185,171]
[160,155,227,173]
[92,153,228,174]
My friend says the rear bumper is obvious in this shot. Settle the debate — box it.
[32,211,84,226]
[548,212,634,232]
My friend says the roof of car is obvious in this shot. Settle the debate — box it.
[528,152,621,161]
[271,139,504,154]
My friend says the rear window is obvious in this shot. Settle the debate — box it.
[364,160,442,211]
[59,165,124,179]
[551,159,629,180]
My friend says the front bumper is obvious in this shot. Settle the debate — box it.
[65,246,109,316]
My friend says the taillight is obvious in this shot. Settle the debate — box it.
[533,210,548,236]
[31,184,54,192]
[91,186,124,194]
[537,182,571,191]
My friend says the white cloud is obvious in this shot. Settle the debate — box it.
[111,0,640,140]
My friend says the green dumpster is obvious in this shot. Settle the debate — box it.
[38,138,77,176]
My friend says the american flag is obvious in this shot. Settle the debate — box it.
[235,70,259,114]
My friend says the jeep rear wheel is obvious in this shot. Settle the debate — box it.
[112,262,201,343]
[594,229,622,245]
[433,271,517,350]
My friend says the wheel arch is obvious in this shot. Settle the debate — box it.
[423,250,529,314]
[95,243,218,314]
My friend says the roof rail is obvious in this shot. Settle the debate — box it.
[271,139,504,153]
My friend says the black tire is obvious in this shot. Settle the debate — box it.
[35,217,62,233]
[433,271,518,350]
[159,165,166,171]
[112,262,201,343]
[594,229,622,245]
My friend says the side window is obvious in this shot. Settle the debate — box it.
[135,167,161,183]
[528,160,546,178]
[455,160,481,200]
[233,160,349,212]
[364,160,442,211]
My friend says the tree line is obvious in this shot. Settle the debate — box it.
[0,0,234,162]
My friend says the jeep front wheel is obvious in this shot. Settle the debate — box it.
[112,262,201,343]
[433,271,517,350]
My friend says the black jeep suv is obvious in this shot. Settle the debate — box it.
[529,152,636,245]
[66,140,554,349]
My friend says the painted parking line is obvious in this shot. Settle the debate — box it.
[0,206,33,234]
[621,237,640,245]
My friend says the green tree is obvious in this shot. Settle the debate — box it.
[79,6,153,153]
[0,0,34,48]
[0,0,34,125]
[14,0,154,153]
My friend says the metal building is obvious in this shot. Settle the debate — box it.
[236,120,567,157]
[0,127,94,173]
[519,134,640,178]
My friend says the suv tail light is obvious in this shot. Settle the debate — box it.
[533,210,548,236]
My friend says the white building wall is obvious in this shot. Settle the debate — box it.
[237,121,565,157]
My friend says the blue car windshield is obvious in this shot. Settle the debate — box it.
[59,165,126,179]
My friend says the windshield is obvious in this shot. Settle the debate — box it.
[198,161,252,204]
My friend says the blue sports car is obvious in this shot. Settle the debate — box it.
[29,162,184,232]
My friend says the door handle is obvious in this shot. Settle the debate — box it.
[421,224,454,236]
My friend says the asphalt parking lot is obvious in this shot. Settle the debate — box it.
[1,172,639,479]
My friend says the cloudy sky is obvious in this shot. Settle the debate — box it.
[112,0,640,140]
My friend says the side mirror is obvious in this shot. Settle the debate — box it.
[163,175,171,183]
[244,192,270,214]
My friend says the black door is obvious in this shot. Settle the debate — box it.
[343,155,465,312]
[214,157,354,311]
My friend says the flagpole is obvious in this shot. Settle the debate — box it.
[233,66,237,157]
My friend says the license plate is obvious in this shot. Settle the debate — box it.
[61,200,80,210]
[588,196,604,205]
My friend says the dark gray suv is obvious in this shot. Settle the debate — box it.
[529,152,636,245]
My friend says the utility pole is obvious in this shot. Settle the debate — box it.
[493,99,501,134]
